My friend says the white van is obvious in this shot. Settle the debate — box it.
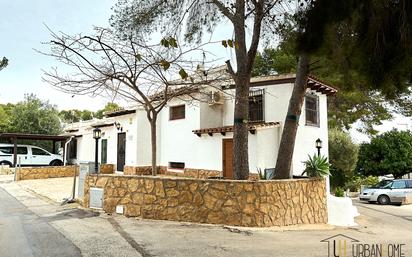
[0,144,63,167]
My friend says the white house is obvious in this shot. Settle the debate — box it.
[64,73,336,178]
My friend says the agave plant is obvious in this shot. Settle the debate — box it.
[302,154,331,178]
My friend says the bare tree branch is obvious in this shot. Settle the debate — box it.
[40,27,224,175]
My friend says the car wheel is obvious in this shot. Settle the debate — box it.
[0,161,13,167]
[50,160,63,166]
[377,195,390,205]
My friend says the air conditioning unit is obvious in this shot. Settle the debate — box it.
[208,91,224,106]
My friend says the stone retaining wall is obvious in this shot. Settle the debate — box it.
[100,164,115,174]
[83,174,327,227]
[124,166,152,175]
[16,166,78,181]
[123,166,222,179]
[164,168,221,179]
[16,164,115,180]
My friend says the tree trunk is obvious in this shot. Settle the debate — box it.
[231,1,250,180]
[150,114,157,176]
[275,53,311,179]
[233,76,250,180]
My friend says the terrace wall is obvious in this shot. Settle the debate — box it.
[83,174,327,227]
[16,166,78,180]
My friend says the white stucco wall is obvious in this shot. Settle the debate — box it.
[199,102,224,129]
[157,98,280,173]
[135,110,152,167]
[76,131,95,163]
[70,112,140,171]
[293,93,329,175]
[100,113,139,169]
[158,99,201,170]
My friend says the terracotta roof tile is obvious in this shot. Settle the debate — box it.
[192,122,280,136]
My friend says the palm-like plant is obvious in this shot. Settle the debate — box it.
[302,154,331,178]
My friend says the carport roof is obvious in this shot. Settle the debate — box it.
[0,133,73,141]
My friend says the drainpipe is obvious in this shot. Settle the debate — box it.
[62,136,77,205]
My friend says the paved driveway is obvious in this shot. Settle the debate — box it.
[352,198,412,235]
[0,186,82,257]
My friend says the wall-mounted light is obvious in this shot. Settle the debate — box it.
[316,138,323,157]
[93,127,101,140]
[114,122,123,132]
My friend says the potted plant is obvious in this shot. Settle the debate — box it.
[301,154,331,178]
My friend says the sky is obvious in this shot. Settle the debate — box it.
[0,0,115,111]
[0,0,237,111]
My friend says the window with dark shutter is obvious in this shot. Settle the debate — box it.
[169,162,185,170]
[101,139,107,164]
[305,95,319,126]
[169,105,185,120]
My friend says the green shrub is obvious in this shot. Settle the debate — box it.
[329,128,359,189]
[344,175,379,192]
[357,130,412,178]
[302,154,331,178]
[335,187,345,197]
[362,176,380,187]
[344,176,363,192]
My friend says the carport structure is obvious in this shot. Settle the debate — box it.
[0,133,73,166]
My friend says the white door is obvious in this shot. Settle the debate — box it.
[30,147,52,166]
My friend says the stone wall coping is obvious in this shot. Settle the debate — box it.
[17,165,78,181]
[88,174,324,184]
[20,165,78,170]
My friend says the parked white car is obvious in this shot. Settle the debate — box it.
[359,179,412,205]
[0,144,63,167]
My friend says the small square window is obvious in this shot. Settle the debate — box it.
[305,95,319,126]
[169,162,185,170]
[169,105,185,120]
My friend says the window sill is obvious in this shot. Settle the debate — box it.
[305,123,320,128]
[167,168,185,173]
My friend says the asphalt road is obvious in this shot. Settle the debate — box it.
[0,187,82,257]
[1,175,412,257]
